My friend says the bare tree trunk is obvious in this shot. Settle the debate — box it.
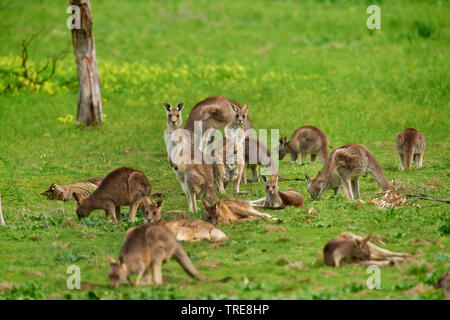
[0,194,5,226]
[71,0,103,125]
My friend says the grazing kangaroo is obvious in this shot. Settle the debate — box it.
[73,167,153,222]
[396,128,426,171]
[306,144,390,200]
[202,199,281,224]
[41,178,102,202]
[279,126,328,164]
[324,232,411,267]
[242,137,274,184]
[184,96,253,151]
[213,104,249,194]
[141,199,228,242]
[249,174,304,208]
[107,223,221,287]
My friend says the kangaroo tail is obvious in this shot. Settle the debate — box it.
[404,142,415,172]
[174,243,213,282]
[369,159,390,191]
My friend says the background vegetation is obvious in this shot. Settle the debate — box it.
[0,0,448,299]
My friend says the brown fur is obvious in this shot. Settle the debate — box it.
[396,128,426,171]
[202,199,281,224]
[73,167,152,222]
[213,105,249,194]
[143,199,228,242]
[434,271,450,300]
[306,144,390,200]
[41,178,102,202]
[163,103,218,212]
[107,224,217,287]
[242,137,274,184]
[324,232,411,267]
[279,126,328,164]
[250,174,304,208]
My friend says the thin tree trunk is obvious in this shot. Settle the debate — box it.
[0,194,5,226]
[71,0,103,125]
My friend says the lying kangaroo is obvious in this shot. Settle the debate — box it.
[324,232,411,267]
[73,167,153,222]
[306,144,390,200]
[107,224,220,287]
[142,199,228,242]
[184,96,253,151]
[202,199,281,224]
[41,177,102,202]
[249,174,304,208]
[396,128,426,171]
[242,137,274,184]
[213,104,249,194]
[279,126,328,164]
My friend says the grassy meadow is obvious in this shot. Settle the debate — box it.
[0,0,449,299]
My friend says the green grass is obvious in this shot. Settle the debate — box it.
[0,0,449,300]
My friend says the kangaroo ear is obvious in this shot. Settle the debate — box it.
[305,174,311,184]
[202,199,210,208]
[363,233,372,244]
[261,175,268,183]
[156,199,164,208]
[107,255,116,265]
[279,137,287,146]
[230,103,238,113]
[163,103,172,112]
[242,103,250,114]
[72,193,80,205]
[354,238,361,247]
[176,102,184,111]
[214,202,220,209]
[273,173,279,183]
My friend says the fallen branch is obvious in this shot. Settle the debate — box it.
[0,194,5,226]
[406,194,450,204]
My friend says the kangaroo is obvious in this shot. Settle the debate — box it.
[163,103,218,212]
[107,223,223,287]
[249,174,304,208]
[202,199,281,224]
[184,96,253,151]
[434,271,450,300]
[279,126,328,164]
[73,167,153,222]
[41,177,102,202]
[242,137,274,184]
[306,144,390,200]
[141,199,228,242]
[396,128,426,171]
[213,104,249,194]
[163,102,185,164]
[324,232,411,267]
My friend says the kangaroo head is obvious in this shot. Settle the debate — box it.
[306,173,327,200]
[202,199,220,225]
[41,183,61,200]
[107,255,127,288]
[163,102,184,127]
[72,193,91,221]
[261,174,279,195]
[143,199,163,223]
[352,234,371,260]
[230,103,249,126]
[278,137,289,160]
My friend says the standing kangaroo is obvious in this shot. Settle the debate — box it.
[249,173,304,208]
[213,104,249,194]
[202,199,281,224]
[306,144,390,200]
[73,167,153,222]
[279,126,328,164]
[107,223,223,287]
[163,102,218,212]
[184,96,253,151]
[396,128,426,171]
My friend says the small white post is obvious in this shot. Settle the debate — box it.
[0,194,5,226]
